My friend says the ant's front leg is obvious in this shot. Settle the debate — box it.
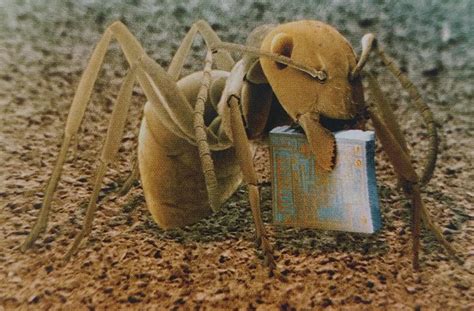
[366,75,461,268]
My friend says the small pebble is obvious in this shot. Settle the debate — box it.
[127,295,141,303]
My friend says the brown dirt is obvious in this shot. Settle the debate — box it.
[1,1,473,310]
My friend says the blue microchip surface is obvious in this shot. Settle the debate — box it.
[270,126,382,233]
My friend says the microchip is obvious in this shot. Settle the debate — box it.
[270,126,382,233]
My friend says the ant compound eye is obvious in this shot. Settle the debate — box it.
[270,33,293,70]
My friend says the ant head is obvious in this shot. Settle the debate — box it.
[259,20,363,123]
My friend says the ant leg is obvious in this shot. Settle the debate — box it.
[368,95,461,268]
[366,73,409,153]
[21,20,209,251]
[64,67,136,260]
[353,34,438,185]
[117,159,139,196]
[218,62,275,271]
[228,95,275,271]
[168,20,234,80]
[21,30,114,252]
[376,41,438,186]
[192,51,221,212]
[368,104,422,270]
[118,19,235,194]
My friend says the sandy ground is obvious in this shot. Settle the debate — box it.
[1,0,473,309]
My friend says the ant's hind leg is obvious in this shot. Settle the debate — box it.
[21,31,114,252]
[22,20,196,251]
[65,68,136,260]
